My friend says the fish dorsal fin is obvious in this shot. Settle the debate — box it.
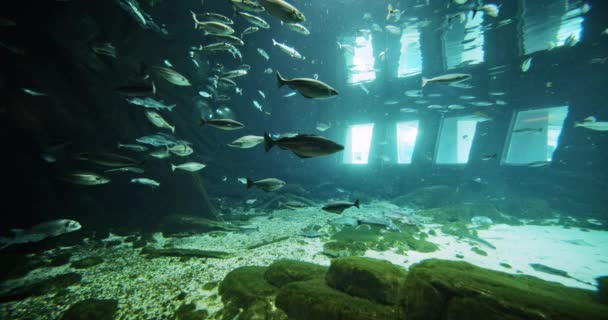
[583,116,597,123]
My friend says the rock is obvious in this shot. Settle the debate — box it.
[322,241,367,257]
[598,276,608,304]
[171,303,208,320]
[60,298,118,320]
[401,259,608,320]
[276,279,398,320]
[219,266,277,307]
[392,185,458,209]
[264,259,327,288]
[0,272,81,302]
[132,238,147,248]
[70,256,104,269]
[47,253,72,267]
[326,257,407,305]
[140,247,232,259]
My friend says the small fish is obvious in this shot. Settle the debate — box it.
[59,171,111,186]
[384,25,401,35]
[400,108,418,113]
[171,162,206,172]
[149,148,171,159]
[422,73,471,87]
[471,101,494,107]
[145,110,175,133]
[481,153,497,161]
[192,12,234,25]
[235,10,270,28]
[245,198,257,204]
[574,116,608,131]
[246,177,286,192]
[231,0,266,13]
[151,66,191,86]
[257,48,270,60]
[280,201,308,210]
[91,42,117,58]
[191,12,235,34]
[198,91,213,98]
[281,21,310,35]
[527,161,550,167]
[253,100,263,112]
[22,88,47,96]
[264,132,344,158]
[125,97,175,111]
[77,152,143,167]
[241,26,259,37]
[238,177,247,184]
[316,122,331,132]
[117,143,148,152]
[105,167,145,174]
[168,144,194,157]
[200,118,245,130]
[447,104,466,110]
[512,127,542,134]
[258,90,266,99]
[228,135,265,148]
[283,92,297,98]
[41,153,56,163]
[521,57,532,72]
[264,68,273,74]
[131,178,160,188]
[236,87,243,95]
[322,200,360,214]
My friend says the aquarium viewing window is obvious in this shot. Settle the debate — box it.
[503,106,568,165]
[522,0,585,55]
[396,121,419,164]
[343,123,374,164]
[444,11,485,70]
[435,116,480,164]
[345,36,376,84]
[398,27,422,78]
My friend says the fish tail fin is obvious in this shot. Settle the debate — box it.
[263,132,274,152]
[354,199,360,208]
[171,164,176,171]
[574,122,581,128]
[276,71,286,88]
[421,77,428,87]
[246,178,254,190]
[171,126,175,133]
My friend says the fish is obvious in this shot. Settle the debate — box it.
[358,216,400,232]
[91,42,117,58]
[527,161,550,167]
[258,0,305,23]
[258,90,266,99]
[245,198,258,204]
[198,42,235,53]
[149,148,171,159]
[76,152,143,167]
[145,110,175,133]
[235,10,270,28]
[228,135,265,148]
[200,118,245,130]
[272,39,303,59]
[473,4,500,18]
[136,133,184,147]
[101,164,145,173]
[384,25,401,35]
[191,12,235,34]
[241,26,260,37]
[171,162,206,172]
[206,33,244,46]
[163,59,173,67]
[221,69,248,79]
[231,0,266,12]
[264,132,344,158]
[264,68,273,74]
[115,82,156,96]
[218,77,237,87]
[0,219,82,250]
[300,228,323,238]
[316,122,331,132]
[21,88,47,96]
[471,216,493,226]
[132,92,177,110]
[383,212,418,226]
[215,94,231,101]
[421,73,471,87]
[253,100,263,112]
[280,201,308,210]
[281,22,310,35]
[131,178,160,188]
[400,108,418,113]
[168,144,194,157]
[470,101,494,107]
[151,66,191,86]
[447,104,466,110]
[513,127,543,134]
[574,116,608,131]
[386,4,401,22]
[257,48,270,60]
[330,216,359,227]
[59,171,111,186]
[198,91,213,99]
[283,92,297,98]
[481,153,497,161]
[246,177,286,192]
[322,200,360,214]
[276,71,338,99]
[529,263,593,286]
[192,12,233,25]
[521,57,532,72]
[337,41,355,55]
[117,143,148,152]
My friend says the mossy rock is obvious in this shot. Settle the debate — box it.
[471,247,487,256]
[327,225,438,255]
[322,241,367,257]
[60,299,118,320]
[132,238,147,248]
[392,185,458,209]
[276,279,399,320]
[48,253,72,267]
[70,256,104,269]
[140,247,232,259]
[264,259,327,288]
[219,266,277,308]
[494,197,553,219]
[401,259,608,320]
[0,272,81,302]
[326,257,407,305]
[598,276,608,304]
[0,252,47,281]
[240,300,288,320]
[171,303,208,320]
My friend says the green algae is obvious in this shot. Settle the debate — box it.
[264,259,327,288]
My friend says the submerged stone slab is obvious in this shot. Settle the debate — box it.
[276,279,399,320]
[401,259,608,320]
[219,266,277,308]
[326,257,407,305]
[60,299,118,320]
[264,259,327,288]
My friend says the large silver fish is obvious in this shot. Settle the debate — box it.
[258,0,305,23]
[1,219,82,249]
[152,66,191,86]
[264,132,343,158]
[276,71,338,99]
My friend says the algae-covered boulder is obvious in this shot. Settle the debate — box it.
[276,279,399,320]
[392,185,458,208]
[171,303,208,320]
[219,266,277,307]
[326,257,407,305]
[0,272,81,302]
[264,259,327,288]
[60,299,118,320]
[401,259,608,320]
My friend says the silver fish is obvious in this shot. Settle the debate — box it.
[272,38,303,59]
[246,177,286,192]
[0,219,82,250]
[276,71,338,99]
[152,66,191,86]
[258,0,305,23]
[235,10,270,28]
[131,178,160,188]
